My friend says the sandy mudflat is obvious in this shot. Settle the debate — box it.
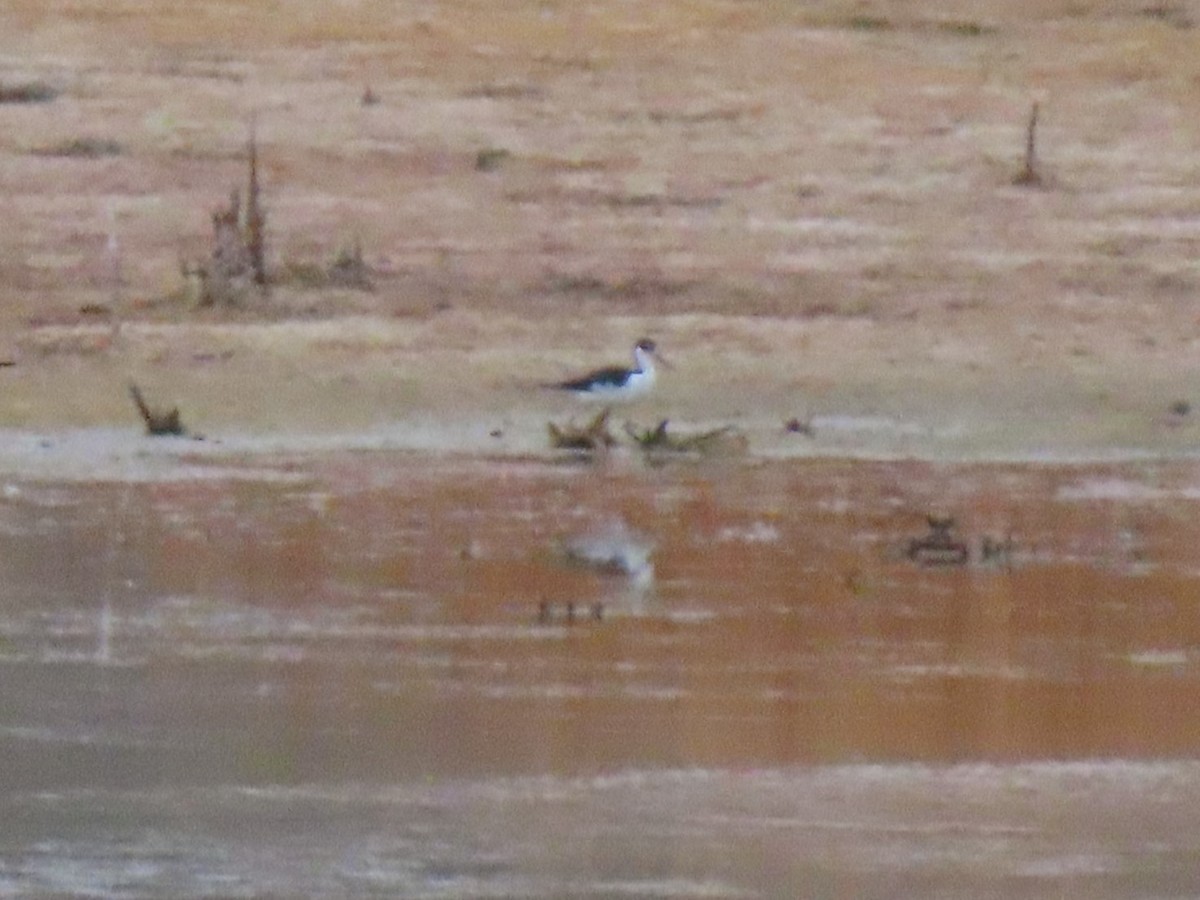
[2,1,1200,471]
[0,308,1198,478]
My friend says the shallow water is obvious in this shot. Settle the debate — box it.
[2,452,1200,897]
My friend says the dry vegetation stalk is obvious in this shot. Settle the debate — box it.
[1013,101,1044,187]
[245,118,268,287]
[195,120,269,306]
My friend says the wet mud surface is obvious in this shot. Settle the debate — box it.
[2,452,1200,897]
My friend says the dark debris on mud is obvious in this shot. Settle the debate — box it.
[548,409,747,458]
[904,515,1015,568]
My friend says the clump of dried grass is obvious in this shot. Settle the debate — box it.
[1140,2,1193,28]
[326,240,374,289]
[187,186,259,307]
[545,271,696,302]
[475,147,510,172]
[0,81,58,104]
[280,240,374,291]
[936,20,995,37]
[846,15,893,31]
[33,137,122,158]
[184,119,268,308]
[179,118,375,309]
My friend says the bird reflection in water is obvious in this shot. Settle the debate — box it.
[540,518,655,623]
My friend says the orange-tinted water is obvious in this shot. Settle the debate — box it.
[2,453,1199,896]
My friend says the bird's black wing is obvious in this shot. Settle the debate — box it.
[554,366,630,391]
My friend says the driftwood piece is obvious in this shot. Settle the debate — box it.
[548,408,616,451]
[128,383,185,436]
[624,419,748,456]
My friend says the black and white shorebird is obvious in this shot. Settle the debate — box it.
[548,338,669,402]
